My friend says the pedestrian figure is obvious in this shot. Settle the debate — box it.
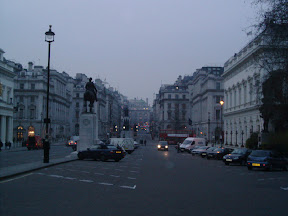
[177,142,180,153]
[5,141,8,150]
[8,141,11,149]
[0,140,3,151]
[144,139,146,146]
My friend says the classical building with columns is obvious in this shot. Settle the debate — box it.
[222,35,266,146]
[188,67,224,143]
[0,49,16,146]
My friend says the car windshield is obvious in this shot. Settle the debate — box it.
[232,149,246,154]
[250,150,271,157]
[159,141,168,145]
[182,140,192,145]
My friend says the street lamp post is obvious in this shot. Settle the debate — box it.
[241,130,244,147]
[230,131,233,146]
[219,99,224,147]
[235,130,238,147]
[44,25,55,163]
[225,131,228,145]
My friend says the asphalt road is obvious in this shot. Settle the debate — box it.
[1,140,288,216]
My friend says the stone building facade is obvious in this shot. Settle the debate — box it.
[188,67,224,143]
[13,62,74,142]
[0,49,16,146]
[222,35,266,146]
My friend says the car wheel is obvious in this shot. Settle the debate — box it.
[100,155,106,162]
[78,153,84,160]
[247,166,252,170]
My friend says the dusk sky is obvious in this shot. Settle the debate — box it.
[1,0,258,105]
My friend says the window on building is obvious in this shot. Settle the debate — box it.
[20,83,24,89]
[215,96,221,103]
[31,96,35,103]
[19,96,24,103]
[216,110,220,120]
[216,82,221,90]
[76,111,79,118]
[30,108,35,119]
[168,103,171,109]
[167,111,171,120]
[76,102,79,108]
[182,104,186,110]
[76,93,80,98]
[183,95,186,99]
[19,108,24,119]
[175,94,179,99]
[31,84,35,89]
[168,94,171,99]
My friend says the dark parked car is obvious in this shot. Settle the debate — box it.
[200,147,217,158]
[247,150,287,171]
[77,144,125,162]
[157,141,169,151]
[207,147,233,160]
[223,148,251,165]
[191,146,210,155]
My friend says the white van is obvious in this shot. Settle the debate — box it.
[181,137,206,152]
[109,138,134,154]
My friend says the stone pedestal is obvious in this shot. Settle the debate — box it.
[78,112,99,151]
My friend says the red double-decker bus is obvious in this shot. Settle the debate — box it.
[159,129,194,145]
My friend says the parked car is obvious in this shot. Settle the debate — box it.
[157,141,169,151]
[200,147,217,158]
[207,147,233,160]
[191,146,210,155]
[26,135,43,150]
[77,144,126,162]
[247,150,287,171]
[223,148,251,165]
[109,138,134,154]
[182,137,206,152]
[66,136,79,151]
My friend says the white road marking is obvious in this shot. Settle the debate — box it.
[94,173,104,175]
[64,177,77,180]
[98,182,113,186]
[0,173,34,184]
[79,180,94,183]
[110,175,120,178]
[49,175,64,178]
[280,186,288,191]
[127,177,136,180]
[120,185,136,190]
[81,171,90,173]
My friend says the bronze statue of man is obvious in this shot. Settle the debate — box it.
[84,78,98,112]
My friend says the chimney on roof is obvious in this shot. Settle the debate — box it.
[28,62,33,71]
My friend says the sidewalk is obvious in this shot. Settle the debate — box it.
[0,147,78,181]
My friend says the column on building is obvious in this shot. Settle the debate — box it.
[0,115,7,143]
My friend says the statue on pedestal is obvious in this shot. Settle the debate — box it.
[83,78,98,113]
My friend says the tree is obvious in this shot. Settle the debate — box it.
[253,0,288,132]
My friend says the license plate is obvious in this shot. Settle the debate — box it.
[252,163,260,167]
[116,151,122,153]
[226,159,233,162]
[202,153,206,155]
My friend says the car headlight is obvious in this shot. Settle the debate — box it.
[165,145,168,148]
[158,145,161,148]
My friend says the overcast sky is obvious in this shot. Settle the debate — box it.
[1,0,258,105]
